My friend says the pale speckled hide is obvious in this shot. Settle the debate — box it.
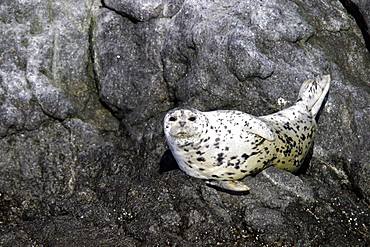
[164,75,331,191]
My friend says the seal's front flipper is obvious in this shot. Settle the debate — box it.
[206,180,250,192]
[233,113,276,141]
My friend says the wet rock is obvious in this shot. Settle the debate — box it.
[0,0,369,246]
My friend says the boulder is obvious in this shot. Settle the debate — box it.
[0,0,369,246]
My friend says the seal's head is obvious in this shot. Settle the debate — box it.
[164,107,207,146]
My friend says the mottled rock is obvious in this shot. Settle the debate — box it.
[0,0,369,246]
[340,0,370,50]
[259,167,315,201]
[103,0,184,21]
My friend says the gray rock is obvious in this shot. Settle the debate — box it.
[260,167,315,202]
[103,0,185,21]
[103,0,162,22]
[340,0,370,50]
[0,0,369,246]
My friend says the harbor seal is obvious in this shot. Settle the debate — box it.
[164,75,331,192]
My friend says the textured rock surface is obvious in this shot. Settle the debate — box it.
[0,0,369,246]
[339,0,370,51]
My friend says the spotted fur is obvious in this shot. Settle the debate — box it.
[164,75,331,192]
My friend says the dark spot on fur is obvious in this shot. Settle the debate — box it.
[197,157,206,162]
[212,175,220,178]
[217,153,224,164]
[250,167,262,174]
[251,138,265,149]
[283,122,294,131]
[262,157,278,168]
[203,137,210,142]
[241,153,249,159]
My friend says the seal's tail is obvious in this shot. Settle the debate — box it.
[296,75,331,117]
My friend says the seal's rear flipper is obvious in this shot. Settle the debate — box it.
[296,75,331,117]
[206,180,250,193]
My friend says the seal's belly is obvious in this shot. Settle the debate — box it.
[175,110,315,181]
[176,128,274,180]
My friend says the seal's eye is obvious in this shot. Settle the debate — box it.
[169,117,176,121]
[188,117,196,121]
